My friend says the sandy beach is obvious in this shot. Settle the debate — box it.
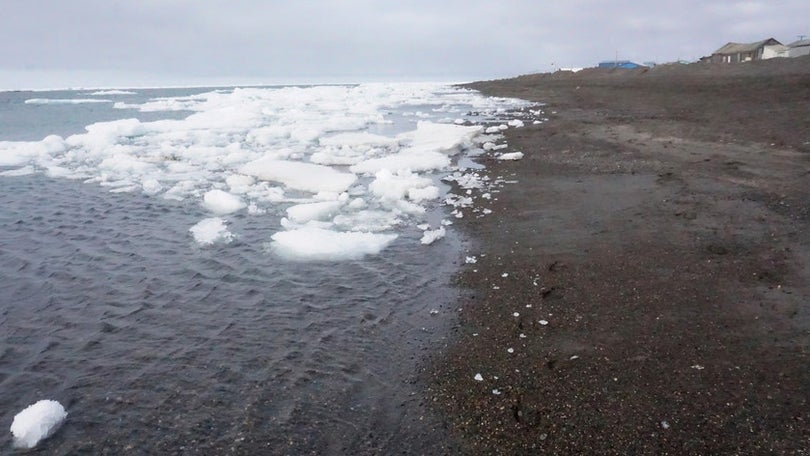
[428,57,810,454]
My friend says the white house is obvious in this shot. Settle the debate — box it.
[787,39,810,58]
[762,43,789,59]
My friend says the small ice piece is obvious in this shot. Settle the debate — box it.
[465,256,477,264]
[10,400,67,449]
[570,355,580,360]
[247,202,266,215]
[661,421,670,429]
[202,189,246,215]
[538,320,549,326]
[429,309,439,315]
[420,227,446,245]
[512,312,520,317]
[189,218,234,245]
[691,364,705,370]
[270,227,397,261]
[492,389,502,395]
[501,273,509,278]
[519,333,527,339]
[286,201,342,224]
[507,348,514,353]
[474,373,484,382]
[497,152,524,161]
[508,119,524,128]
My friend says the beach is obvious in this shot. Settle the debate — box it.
[429,57,810,454]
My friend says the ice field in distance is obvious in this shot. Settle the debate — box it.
[1,83,538,261]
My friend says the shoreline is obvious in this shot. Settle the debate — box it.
[428,58,810,454]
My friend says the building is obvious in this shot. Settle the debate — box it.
[787,39,810,58]
[597,60,646,69]
[709,38,782,63]
[762,43,789,59]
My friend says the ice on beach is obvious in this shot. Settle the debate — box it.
[189,217,234,245]
[474,373,484,382]
[1,83,531,261]
[497,152,524,161]
[202,189,246,215]
[270,227,397,261]
[10,400,67,449]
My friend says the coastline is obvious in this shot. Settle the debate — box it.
[428,57,810,454]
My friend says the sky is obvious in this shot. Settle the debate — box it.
[0,0,807,89]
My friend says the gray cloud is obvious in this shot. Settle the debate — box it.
[1,0,806,87]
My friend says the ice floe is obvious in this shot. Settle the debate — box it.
[10,400,67,449]
[2,83,535,259]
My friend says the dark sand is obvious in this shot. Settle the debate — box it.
[428,57,810,454]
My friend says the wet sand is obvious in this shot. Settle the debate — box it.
[428,57,810,454]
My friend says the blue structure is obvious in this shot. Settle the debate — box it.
[598,60,646,69]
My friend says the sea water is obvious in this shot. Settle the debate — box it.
[0,84,535,452]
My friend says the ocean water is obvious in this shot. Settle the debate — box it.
[0,84,534,453]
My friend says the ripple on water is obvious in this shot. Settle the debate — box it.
[0,174,460,453]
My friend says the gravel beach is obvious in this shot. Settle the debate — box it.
[428,57,810,454]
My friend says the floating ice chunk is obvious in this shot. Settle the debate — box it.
[0,166,35,177]
[225,174,256,193]
[141,178,163,195]
[368,169,436,205]
[189,218,234,245]
[87,90,136,95]
[497,152,524,161]
[508,119,525,128]
[270,227,397,261]
[240,158,357,194]
[286,201,343,224]
[399,121,483,155]
[351,150,450,175]
[25,98,112,104]
[420,227,446,245]
[319,131,399,149]
[10,400,67,449]
[247,202,266,215]
[202,189,246,215]
[474,373,484,382]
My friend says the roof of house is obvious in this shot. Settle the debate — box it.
[787,39,810,48]
[713,38,781,55]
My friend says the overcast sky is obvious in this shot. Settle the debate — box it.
[1,0,807,88]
